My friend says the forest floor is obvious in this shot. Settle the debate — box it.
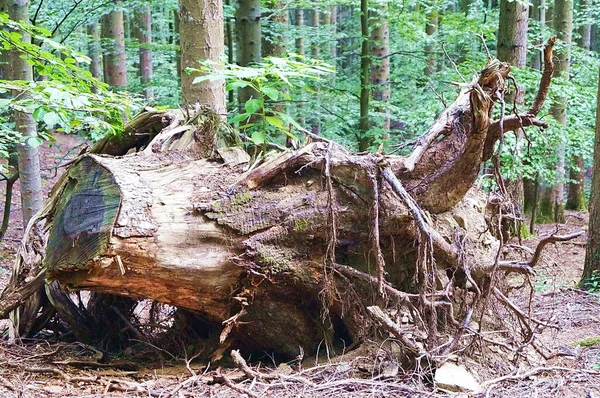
[0,134,599,397]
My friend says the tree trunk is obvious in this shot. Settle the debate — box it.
[567,0,591,210]
[545,0,573,222]
[1,53,560,363]
[577,0,592,51]
[7,0,43,224]
[370,4,390,133]
[529,0,545,70]
[262,0,288,58]
[582,68,600,283]
[235,0,261,106]
[294,8,304,55]
[567,155,586,210]
[87,22,103,89]
[358,0,371,151]
[309,9,320,58]
[101,2,127,88]
[497,0,528,232]
[424,1,438,76]
[179,0,226,115]
[134,2,154,102]
[329,6,337,61]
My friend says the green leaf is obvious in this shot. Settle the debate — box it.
[244,98,262,115]
[265,116,284,129]
[226,80,251,91]
[43,112,62,127]
[251,130,266,145]
[231,112,251,123]
[260,86,279,101]
[26,136,43,148]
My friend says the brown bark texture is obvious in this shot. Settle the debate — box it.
[134,3,154,101]
[101,2,127,88]
[179,0,226,114]
[582,69,600,282]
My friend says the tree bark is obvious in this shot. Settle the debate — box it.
[235,0,261,106]
[179,0,226,115]
[262,0,288,58]
[370,4,390,133]
[424,0,438,76]
[134,2,154,102]
[529,0,545,70]
[577,0,592,51]
[101,1,127,88]
[566,0,591,210]
[309,8,320,58]
[294,8,304,55]
[582,68,600,283]
[546,0,573,222]
[496,0,528,232]
[87,22,102,88]
[7,0,43,224]
[358,0,371,151]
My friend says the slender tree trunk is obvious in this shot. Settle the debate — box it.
[424,1,438,76]
[577,0,592,51]
[358,0,371,151]
[329,6,337,61]
[7,0,43,224]
[134,3,154,101]
[294,8,304,55]
[529,0,545,71]
[225,0,235,106]
[235,0,261,106]
[87,22,102,90]
[497,0,528,229]
[173,9,181,81]
[262,0,288,58]
[370,4,390,133]
[582,68,600,283]
[566,0,592,210]
[309,9,320,58]
[525,0,545,217]
[548,0,573,222]
[179,0,226,115]
[101,1,127,88]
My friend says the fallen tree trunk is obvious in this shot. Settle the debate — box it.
[1,42,563,363]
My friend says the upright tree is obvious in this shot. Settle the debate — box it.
[566,0,592,210]
[262,0,288,58]
[582,68,600,284]
[101,1,127,88]
[87,22,102,88]
[496,0,528,218]
[309,8,320,58]
[235,0,261,105]
[134,2,154,101]
[549,0,573,222]
[179,0,226,114]
[358,0,371,151]
[294,8,304,55]
[4,0,43,224]
[424,0,439,76]
[370,4,390,133]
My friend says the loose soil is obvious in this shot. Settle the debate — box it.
[0,135,599,397]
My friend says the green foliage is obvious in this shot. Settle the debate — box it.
[190,56,333,147]
[0,12,135,159]
[582,270,600,293]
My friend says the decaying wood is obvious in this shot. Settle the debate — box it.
[1,42,570,365]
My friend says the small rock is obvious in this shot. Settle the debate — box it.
[435,362,480,392]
